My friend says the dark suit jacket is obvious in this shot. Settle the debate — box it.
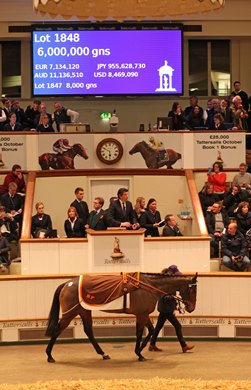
[64,218,85,238]
[140,208,161,237]
[162,224,183,237]
[87,209,107,230]
[70,199,89,225]
[31,213,52,238]
[1,193,24,224]
[3,122,23,131]
[108,199,137,227]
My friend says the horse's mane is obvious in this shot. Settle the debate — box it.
[140,272,191,279]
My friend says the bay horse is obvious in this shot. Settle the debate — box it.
[39,143,88,170]
[45,272,197,362]
[129,140,181,169]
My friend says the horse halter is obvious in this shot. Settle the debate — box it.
[127,273,196,308]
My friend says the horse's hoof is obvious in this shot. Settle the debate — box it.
[138,356,146,362]
[103,354,111,360]
[47,356,55,363]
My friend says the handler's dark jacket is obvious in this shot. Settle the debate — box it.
[157,294,177,314]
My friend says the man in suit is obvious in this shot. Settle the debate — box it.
[1,182,24,236]
[70,187,89,237]
[108,187,139,229]
[162,215,183,237]
[86,197,107,231]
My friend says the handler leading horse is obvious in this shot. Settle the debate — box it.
[45,272,197,362]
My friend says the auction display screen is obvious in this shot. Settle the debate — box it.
[32,27,183,96]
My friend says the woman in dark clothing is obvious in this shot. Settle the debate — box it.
[133,196,146,224]
[64,206,85,238]
[36,114,55,133]
[199,183,220,215]
[140,198,163,237]
[31,201,53,238]
[235,201,251,236]
[223,185,248,217]
[149,265,194,353]
[168,102,186,130]
[186,105,205,129]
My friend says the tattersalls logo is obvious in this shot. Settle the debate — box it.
[155,60,176,92]
[104,237,131,264]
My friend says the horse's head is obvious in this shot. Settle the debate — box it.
[129,143,140,155]
[129,141,150,155]
[178,274,197,313]
[73,143,88,159]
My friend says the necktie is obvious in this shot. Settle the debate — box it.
[91,211,98,228]
[122,202,126,215]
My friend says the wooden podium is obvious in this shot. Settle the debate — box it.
[86,228,146,273]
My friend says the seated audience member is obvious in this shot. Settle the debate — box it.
[199,183,220,216]
[108,187,139,230]
[23,99,41,130]
[0,205,18,242]
[223,184,248,217]
[70,187,89,236]
[11,99,25,128]
[36,114,55,133]
[0,107,7,130]
[221,222,250,271]
[140,198,162,237]
[0,231,10,269]
[86,197,107,230]
[168,102,186,130]
[134,196,146,224]
[205,98,221,129]
[0,164,26,195]
[232,163,251,196]
[31,201,53,238]
[186,105,205,130]
[162,214,183,236]
[207,162,226,198]
[64,206,85,238]
[1,182,23,229]
[148,265,194,353]
[212,113,226,130]
[205,202,229,258]
[231,95,248,131]
[184,95,203,118]
[4,112,22,131]
[34,102,53,127]
[235,201,251,237]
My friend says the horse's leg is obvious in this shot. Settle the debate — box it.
[135,315,149,362]
[80,310,110,360]
[139,318,154,352]
[46,314,73,363]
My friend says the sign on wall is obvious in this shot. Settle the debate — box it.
[0,135,26,170]
[193,132,245,168]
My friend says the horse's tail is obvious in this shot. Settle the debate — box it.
[45,282,65,337]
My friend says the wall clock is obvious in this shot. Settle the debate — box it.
[96,138,123,164]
